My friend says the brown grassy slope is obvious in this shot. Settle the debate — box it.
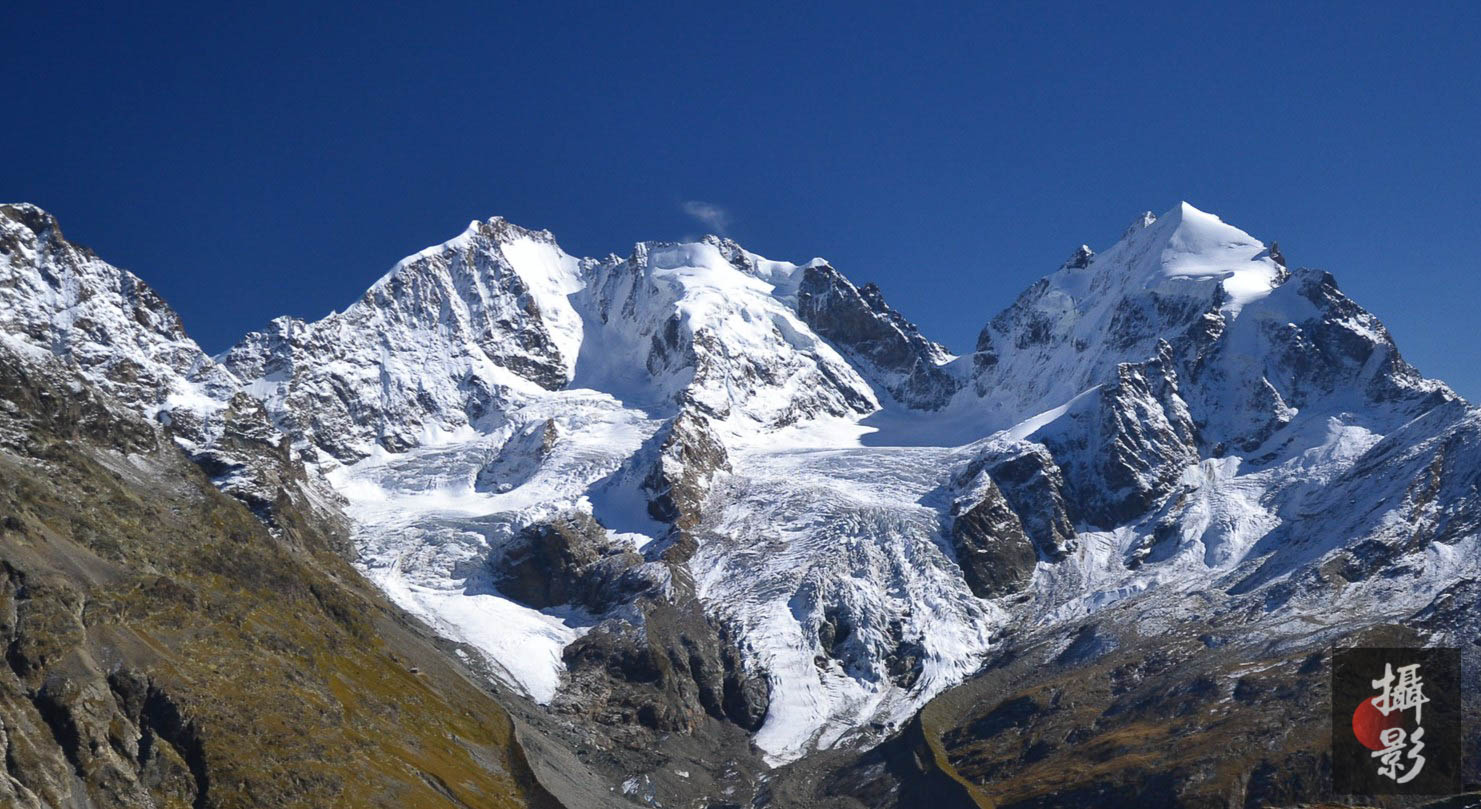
[0,347,566,809]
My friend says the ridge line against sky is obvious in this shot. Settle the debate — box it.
[4,1,1479,398]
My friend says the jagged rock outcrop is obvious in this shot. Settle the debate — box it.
[977,443,1076,560]
[794,262,959,409]
[558,590,771,736]
[1033,341,1199,528]
[642,409,730,555]
[494,511,643,611]
[948,478,1036,598]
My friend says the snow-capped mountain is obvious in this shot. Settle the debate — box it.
[0,203,236,444]
[5,199,1476,806]
[217,219,997,761]
[220,217,587,462]
[0,203,344,543]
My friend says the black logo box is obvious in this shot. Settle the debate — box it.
[1331,647,1462,796]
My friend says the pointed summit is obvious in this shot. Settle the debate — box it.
[1061,244,1094,270]
[223,216,587,459]
[1122,210,1158,238]
[1118,201,1281,316]
[970,203,1288,424]
[0,203,238,439]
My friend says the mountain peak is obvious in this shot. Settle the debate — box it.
[970,203,1289,426]
[1105,202,1281,317]
[1061,244,1094,270]
[0,202,60,235]
[1167,198,1205,220]
[1,203,72,261]
[368,215,559,291]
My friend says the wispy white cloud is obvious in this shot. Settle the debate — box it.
[681,200,731,235]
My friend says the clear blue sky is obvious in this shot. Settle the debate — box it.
[5,2,1480,397]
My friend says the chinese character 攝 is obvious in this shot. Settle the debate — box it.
[1370,662,1428,783]
[1373,662,1430,722]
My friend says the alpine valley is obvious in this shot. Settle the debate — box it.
[1,200,1476,808]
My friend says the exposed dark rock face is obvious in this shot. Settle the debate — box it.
[1053,623,1115,666]
[494,511,643,612]
[1266,241,1285,268]
[643,409,730,560]
[882,618,926,689]
[1037,342,1199,528]
[975,443,1077,560]
[1061,245,1094,270]
[1283,269,1441,407]
[795,263,959,410]
[0,345,160,458]
[948,479,1037,599]
[798,593,930,694]
[814,604,863,674]
[557,584,770,736]
[541,412,769,744]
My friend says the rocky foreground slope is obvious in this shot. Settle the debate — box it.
[1,200,1477,807]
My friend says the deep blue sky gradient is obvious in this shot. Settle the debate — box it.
[5,2,1480,396]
